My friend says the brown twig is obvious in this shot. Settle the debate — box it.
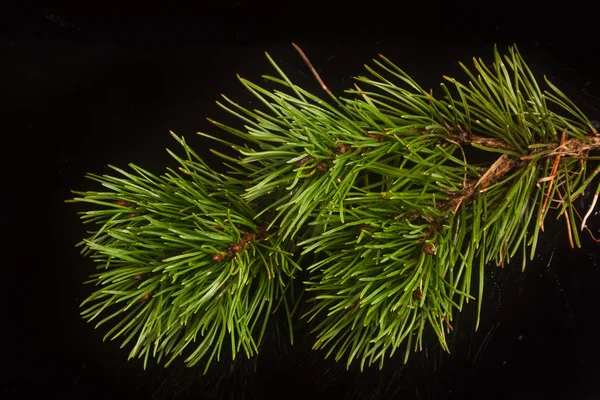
[539,132,566,231]
[521,134,600,161]
[447,125,517,152]
[292,42,332,97]
[475,154,519,190]
[439,154,521,215]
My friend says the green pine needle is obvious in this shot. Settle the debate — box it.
[68,45,599,372]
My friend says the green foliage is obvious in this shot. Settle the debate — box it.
[68,45,599,372]
[69,134,299,371]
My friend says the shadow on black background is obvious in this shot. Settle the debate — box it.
[3,2,600,399]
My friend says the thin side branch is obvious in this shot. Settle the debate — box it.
[292,42,332,97]
[540,131,566,231]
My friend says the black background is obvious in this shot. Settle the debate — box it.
[3,1,600,399]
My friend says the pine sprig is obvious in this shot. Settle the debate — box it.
[69,45,599,372]
[68,132,299,371]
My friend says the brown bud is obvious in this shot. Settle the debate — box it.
[295,156,313,168]
[116,200,133,207]
[423,243,435,255]
[315,162,327,172]
[365,133,385,142]
[422,241,438,255]
[134,274,144,280]
[231,244,243,253]
[212,253,224,262]
[413,288,423,300]
[241,232,253,243]
[335,142,351,154]
[141,292,153,302]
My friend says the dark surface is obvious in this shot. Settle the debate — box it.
[3,2,600,399]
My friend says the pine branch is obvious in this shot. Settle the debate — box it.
[68,44,599,373]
